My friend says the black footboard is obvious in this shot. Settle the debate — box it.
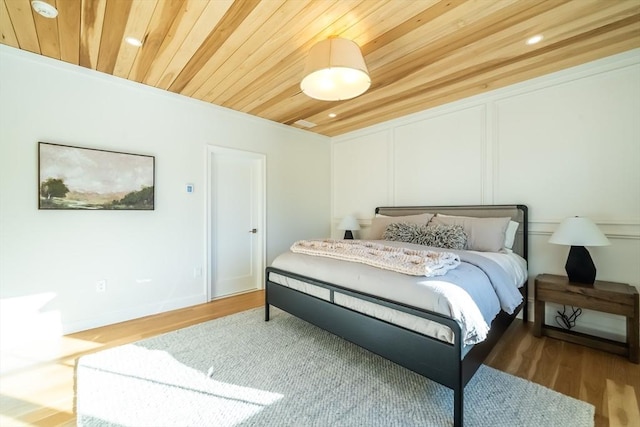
[264,267,525,427]
[266,270,462,386]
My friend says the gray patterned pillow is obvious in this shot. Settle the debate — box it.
[383,222,425,243]
[383,223,467,250]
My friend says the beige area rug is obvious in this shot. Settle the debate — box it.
[76,308,594,426]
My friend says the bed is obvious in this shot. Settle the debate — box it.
[265,205,528,427]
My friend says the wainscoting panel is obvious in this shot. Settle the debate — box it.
[392,106,486,206]
[332,129,392,220]
[493,62,640,223]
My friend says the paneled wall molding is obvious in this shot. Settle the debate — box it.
[528,219,639,240]
[479,104,489,205]
[388,129,396,207]
[487,100,498,205]
[530,219,640,225]
[528,230,639,240]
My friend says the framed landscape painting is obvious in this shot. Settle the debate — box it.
[38,142,155,210]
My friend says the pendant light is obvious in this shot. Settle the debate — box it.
[300,37,370,101]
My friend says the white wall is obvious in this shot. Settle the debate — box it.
[332,49,640,340]
[0,46,330,345]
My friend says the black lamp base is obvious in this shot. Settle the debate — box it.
[565,245,596,285]
[343,230,354,240]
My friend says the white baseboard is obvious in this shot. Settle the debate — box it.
[62,294,208,335]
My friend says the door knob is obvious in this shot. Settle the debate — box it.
[249,228,257,233]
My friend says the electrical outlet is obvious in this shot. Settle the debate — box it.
[193,267,202,278]
[96,280,107,293]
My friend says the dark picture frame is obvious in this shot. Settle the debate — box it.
[38,142,155,210]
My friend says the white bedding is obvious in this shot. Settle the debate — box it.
[269,242,527,350]
[473,250,528,289]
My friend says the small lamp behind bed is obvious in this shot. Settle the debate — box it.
[338,215,360,239]
[548,216,610,285]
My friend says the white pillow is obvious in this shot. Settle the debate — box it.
[366,213,434,240]
[504,220,519,249]
[431,214,511,252]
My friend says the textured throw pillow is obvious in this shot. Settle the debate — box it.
[383,222,425,243]
[383,223,467,250]
[431,214,510,252]
[366,213,434,240]
[418,224,467,250]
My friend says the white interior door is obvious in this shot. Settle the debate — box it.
[209,147,265,299]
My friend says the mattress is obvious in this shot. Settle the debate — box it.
[269,240,527,350]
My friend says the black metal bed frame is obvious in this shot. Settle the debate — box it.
[265,205,528,427]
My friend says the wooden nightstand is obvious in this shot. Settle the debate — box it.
[533,273,639,364]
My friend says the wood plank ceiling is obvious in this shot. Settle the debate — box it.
[2,0,639,137]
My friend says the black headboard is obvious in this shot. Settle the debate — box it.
[375,205,528,261]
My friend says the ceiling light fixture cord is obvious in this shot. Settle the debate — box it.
[555,305,582,330]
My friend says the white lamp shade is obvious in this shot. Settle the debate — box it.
[548,217,610,246]
[337,215,361,231]
[301,38,370,101]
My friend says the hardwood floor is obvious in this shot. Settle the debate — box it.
[1,290,638,427]
[485,313,640,427]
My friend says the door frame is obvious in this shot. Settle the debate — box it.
[206,145,266,301]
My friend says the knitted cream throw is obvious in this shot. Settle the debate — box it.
[290,239,460,277]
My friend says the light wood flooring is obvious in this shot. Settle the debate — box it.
[1,290,638,427]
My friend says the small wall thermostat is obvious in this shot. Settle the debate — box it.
[186,184,194,193]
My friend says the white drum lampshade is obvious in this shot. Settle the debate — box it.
[301,38,370,101]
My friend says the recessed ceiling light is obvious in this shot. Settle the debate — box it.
[328,113,337,118]
[526,35,543,45]
[31,1,58,18]
[125,36,143,47]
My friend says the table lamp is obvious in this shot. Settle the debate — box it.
[337,215,360,239]
[548,216,610,284]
